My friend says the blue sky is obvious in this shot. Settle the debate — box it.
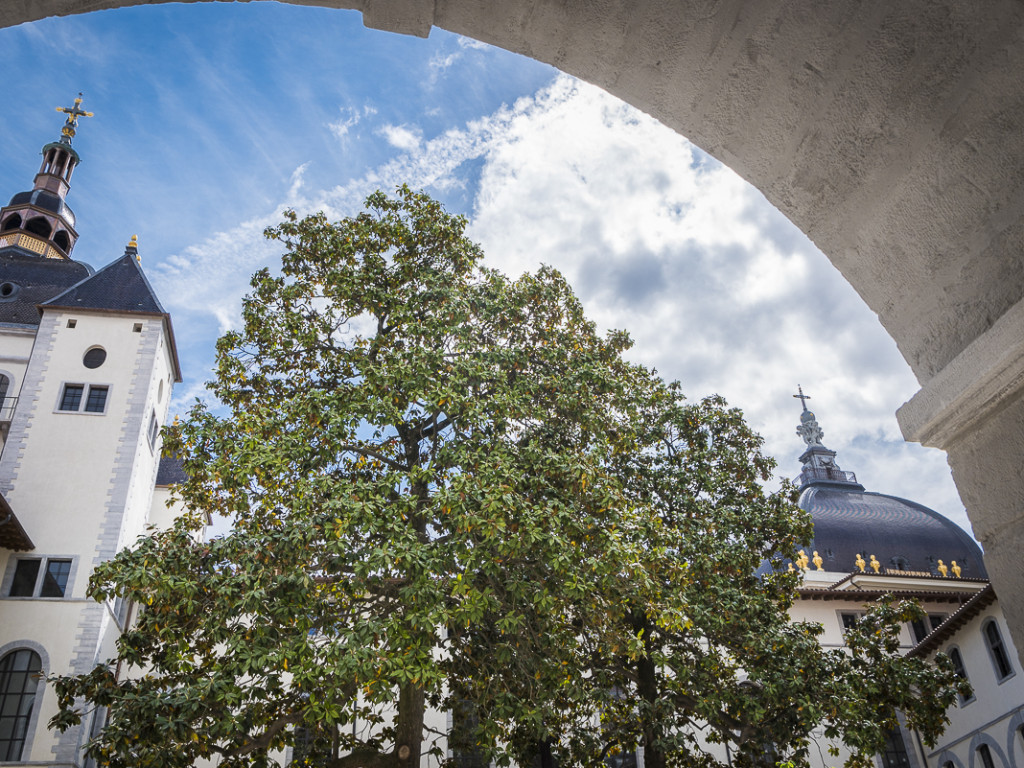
[0,2,975,537]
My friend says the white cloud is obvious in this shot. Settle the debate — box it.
[456,36,489,50]
[378,123,423,151]
[153,72,972,536]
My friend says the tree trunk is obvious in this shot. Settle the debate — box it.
[636,654,665,768]
[395,682,426,768]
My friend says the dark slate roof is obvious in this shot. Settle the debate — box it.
[42,252,183,382]
[155,455,187,486]
[0,248,93,326]
[798,485,988,579]
[43,252,167,315]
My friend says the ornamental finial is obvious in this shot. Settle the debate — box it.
[855,553,866,573]
[937,559,948,577]
[795,386,825,447]
[55,93,93,144]
[951,561,962,578]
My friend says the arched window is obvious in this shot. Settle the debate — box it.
[52,230,70,252]
[976,744,996,768]
[948,647,974,704]
[983,620,1014,681]
[0,649,43,760]
[24,217,51,239]
[1,214,21,232]
[879,726,911,768]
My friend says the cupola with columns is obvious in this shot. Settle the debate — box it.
[0,94,92,260]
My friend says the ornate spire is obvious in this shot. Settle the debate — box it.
[55,94,93,145]
[793,387,861,489]
[794,385,825,447]
[0,96,92,260]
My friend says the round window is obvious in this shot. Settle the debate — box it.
[83,347,107,369]
[0,282,19,301]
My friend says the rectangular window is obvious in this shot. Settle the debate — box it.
[910,616,946,644]
[84,386,108,413]
[984,621,1014,680]
[9,559,40,597]
[59,384,84,411]
[58,384,108,413]
[40,559,72,597]
[6,557,73,598]
[840,612,863,633]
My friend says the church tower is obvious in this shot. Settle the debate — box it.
[0,94,91,260]
[0,98,182,767]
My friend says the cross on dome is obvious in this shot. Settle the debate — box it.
[55,93,93,144]
[793,384,812,412]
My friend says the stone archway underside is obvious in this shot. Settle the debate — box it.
[6,0,1024,655]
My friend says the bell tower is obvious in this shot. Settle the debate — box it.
[0,94,92,259]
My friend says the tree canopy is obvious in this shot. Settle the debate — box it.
[51,187,965,768]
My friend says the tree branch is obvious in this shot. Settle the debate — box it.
[337,444,409,472]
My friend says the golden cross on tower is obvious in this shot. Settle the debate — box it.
[793,384,812,412]
[55,93,94,143]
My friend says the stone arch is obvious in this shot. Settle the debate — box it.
[2,0,1024,659]
[969,733,1009,768]
[1005,710,1024,768]
[937,751,967,768]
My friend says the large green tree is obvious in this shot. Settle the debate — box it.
[51,187,963,768]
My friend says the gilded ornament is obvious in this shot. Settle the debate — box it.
[937,559,948,578]
[869,555,881,574]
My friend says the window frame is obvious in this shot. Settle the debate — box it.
[982,619,1015,682]
[2,556,77,599]
[55,383,111,415]
[147,409,160,450]
[838,610,865,634]
[946,645,974,705]
[911,613,949,644]
[0,647,44,761]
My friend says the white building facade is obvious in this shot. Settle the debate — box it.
[0,99,182,767]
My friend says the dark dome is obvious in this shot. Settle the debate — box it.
[799,483,987,578]
[6,189,76,227]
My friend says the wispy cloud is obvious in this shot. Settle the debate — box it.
[329,105,377,140]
